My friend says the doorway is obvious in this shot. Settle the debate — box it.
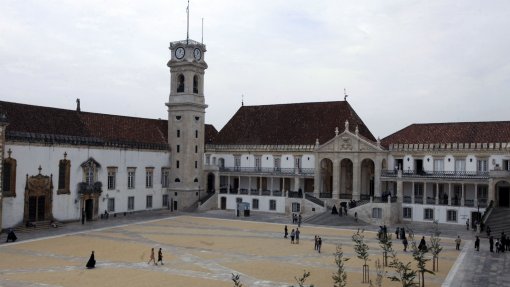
[415,159,424,174]
[173,200,178,211]
[499,187,510,207]
[28,195,46,222]
[24,172,53,224]
[220,197,227,209]
[207,173,215,193]
[85,199,94,221]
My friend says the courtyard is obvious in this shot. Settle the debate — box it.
[0,215,460,287]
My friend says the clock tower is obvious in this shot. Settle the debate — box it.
[166,39,208,210]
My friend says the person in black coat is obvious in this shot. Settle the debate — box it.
[86,251,96,269]
[6,229,17,243]
[474,236,480,252]
[489,236,494,252]
[418,236,427,252]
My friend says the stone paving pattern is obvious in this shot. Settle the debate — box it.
[0,210,507,286]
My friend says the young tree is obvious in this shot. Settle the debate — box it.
[378,233,393,267]
[293,270,314,287]
[408,231,434,287]
[428,221,443,272]
[332,244,350,287]
[231,273,243,287]
[387,250,418,287]
[369,259,384,287]
[352,229,370,283]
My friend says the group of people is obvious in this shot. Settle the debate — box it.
[331,204,348,216]
[290,228,300,244]
[5,229,17,243]
[292,213,302,227]
[147,248,164,265]
[314,235,322,253]
[394,226,410,252]
[488,232,510,253]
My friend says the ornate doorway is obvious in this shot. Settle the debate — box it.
[24,168,53,223]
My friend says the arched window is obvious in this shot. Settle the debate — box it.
[177,74,185,93]
[175,178,181,182]
[57,152,71,194]
[193,75,199,93]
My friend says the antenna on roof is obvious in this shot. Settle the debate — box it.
[344,88,348,101]
[186,0,190,45]
[241,94,244,106]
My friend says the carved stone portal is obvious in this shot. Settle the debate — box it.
[24,171,53,223]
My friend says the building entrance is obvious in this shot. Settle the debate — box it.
[24,170,53,224]
[499,187,510,207]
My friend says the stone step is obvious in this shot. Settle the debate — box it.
[13,221,63,233]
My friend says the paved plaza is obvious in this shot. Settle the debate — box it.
[0,210,508,286]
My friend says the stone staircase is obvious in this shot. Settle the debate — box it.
[12,220,63,233]
[304,211,370,227]
[484,208,510,237]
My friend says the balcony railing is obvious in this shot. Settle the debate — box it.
[78,181,103,195]
[381,170,489,179]
[319,192,332,198]
[219,166,314,176]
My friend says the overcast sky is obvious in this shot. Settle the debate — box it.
[1,0,509,139]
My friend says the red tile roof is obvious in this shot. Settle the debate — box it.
[382,121,510,147]
[0,101,217,149]
[212,101,376,145]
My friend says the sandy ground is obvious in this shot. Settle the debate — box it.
[0,216,461,287]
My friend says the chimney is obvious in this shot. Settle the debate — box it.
[76,98,81,112]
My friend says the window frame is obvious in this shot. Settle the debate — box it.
[424,208,434,220]
[403,207,412,219]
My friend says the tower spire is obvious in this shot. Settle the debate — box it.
[186,0,190,44]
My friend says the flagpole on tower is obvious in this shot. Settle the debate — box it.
[186,0,190,44]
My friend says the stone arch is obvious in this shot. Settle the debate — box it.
[340,158,353,199]
[360,158,375,200]
[320,158,333,197]
[496,180,510,207]
[177,74,185,93]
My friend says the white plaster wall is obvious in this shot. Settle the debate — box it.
[403,155,414,171]
[423,156,433,171]
[301,154,314,168]
[2,143,170,228]
[217,194,285,213]
[281,154,294,169]
[262,155,273,168]
[402,203,484,225]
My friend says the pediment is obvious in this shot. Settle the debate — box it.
[317,132,382,153]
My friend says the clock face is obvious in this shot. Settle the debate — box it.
[175,47,185,59]
[193,48,202,61]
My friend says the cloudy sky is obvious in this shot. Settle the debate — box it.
[1,0,509,139]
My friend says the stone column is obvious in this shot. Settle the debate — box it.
[294,176,300,192]
[248,177,252,192]
[411,182,415,204]
[374,156,382,198]
[422,182,426,204]
[214,172,220,193]
[396,180,403,203]
[448,183,452,206]
[474,183,478,206]
[227,176,230,192]
[238,176,241,192]
[332,159,340,199]
[435,183,439,205]
[314,155,321,197]
[352,158,361,200]
[259,177,262,192]
[488,179,495,204]
[461,183,465,206]
[271,177,274,192]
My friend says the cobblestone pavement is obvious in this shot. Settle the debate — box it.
[1,209,508,287]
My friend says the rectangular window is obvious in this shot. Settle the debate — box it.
[58,162,66,189]
[234,156,241,169]
[146,195,153,209]
[206,154,211,165]
[145,169,153,188]
[294,156,302,170]
[255,156,261,171]
[107,198,115,212]
[274,157,281,170]
[455,159,466,172]
[424,208,434,220]
[477,159,488,172]
[195,145,198,153]
[177,130,180,138]
[127,196,135,210]
[252,198,259,209]
[433,159,444,172]
[162,194,169,207]
[195,130,198,138]
[414,183,424,197]
[504,160,510,171]
[127,168,136,189]
[477,185,488,199]
[403,207,412,219]
[269,200,277,210]
[107,169,117,190]
[372,207,382,219]
[176,160,180,169]
[161,168,170,188]
[85,167,94,185]
[447,210,457,222]
[292,202,301,213]
[236,197,242,203]
[195,161,198,169]
[177,145,180,153]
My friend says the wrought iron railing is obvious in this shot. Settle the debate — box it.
[381,169,489,179]
[319,192,332,198]
[403,196,412,203]
[464,199,475,207]
[78,181,103,195]
[219,166,314,176]
[305,193,324,207]
[339,193,352,199]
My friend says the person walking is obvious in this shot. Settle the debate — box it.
[475,236,480,251]
[486,225,491,237]
[295,228,300,244]
[284,225,288,239]
[148,248,156,265]
[290,229,295,244]
[466,219,469,230]
[395,227,400,239]
[314,235,318,250]
[455,236,461,250]
[489,236,494,253]
[298,214,302,227]
[418,236,427,252]
[317,237,322,253]
[354,212,358,222]
[86,251,96,269]
[157,248,164,265]
[403,236,408,252]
